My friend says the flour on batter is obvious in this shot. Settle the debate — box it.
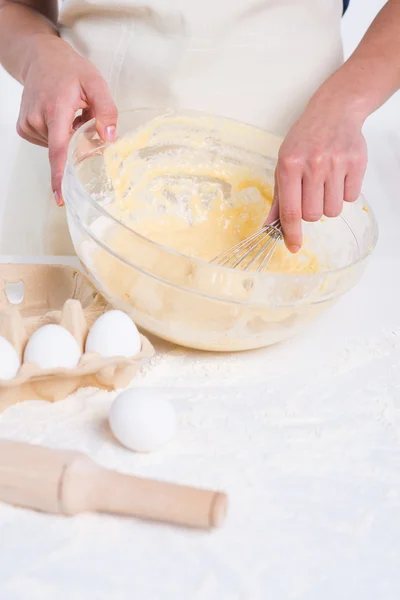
[102,113,319,274]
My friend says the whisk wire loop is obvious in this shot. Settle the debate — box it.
[211,219,283,272]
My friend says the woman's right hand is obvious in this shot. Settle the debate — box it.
[17,35,118,206]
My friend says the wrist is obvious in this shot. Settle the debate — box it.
[306,70,374,127]
[22,33,65,82]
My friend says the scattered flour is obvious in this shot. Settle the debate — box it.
[1,280,400,599]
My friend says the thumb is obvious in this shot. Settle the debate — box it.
[85,76,118,143]
[265,169,280,224]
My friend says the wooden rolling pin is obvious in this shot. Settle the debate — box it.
[0,439,227,529]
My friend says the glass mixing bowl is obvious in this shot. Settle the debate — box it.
[63,109,378,351]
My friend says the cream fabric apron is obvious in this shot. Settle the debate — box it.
[1,0,344,256]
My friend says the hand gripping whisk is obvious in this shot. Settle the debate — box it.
[211,219,283,272]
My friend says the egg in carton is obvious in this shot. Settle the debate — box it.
[0,264,154,409]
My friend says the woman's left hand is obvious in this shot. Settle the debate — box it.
[267,97,368,253]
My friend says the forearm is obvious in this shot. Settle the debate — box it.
[309,0,400,122]
[0,0,59,83]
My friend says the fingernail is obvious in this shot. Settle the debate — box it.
[288,245,300,254]
[54,191,64,207]
[105,125,116,143]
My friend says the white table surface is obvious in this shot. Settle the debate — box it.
[1,2,400,598]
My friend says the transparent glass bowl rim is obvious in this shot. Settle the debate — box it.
[65,108,379,283]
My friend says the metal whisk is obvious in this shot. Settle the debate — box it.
[211,219,283,272]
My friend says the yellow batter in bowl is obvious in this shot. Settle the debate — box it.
[64,109,378,351]
[101,113,319,274]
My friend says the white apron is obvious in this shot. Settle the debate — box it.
[1,0,344,256]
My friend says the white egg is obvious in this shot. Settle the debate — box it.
[109,388,178,453]
[85,310,141,358]
[0,336,21,380]
[24,324,82,370]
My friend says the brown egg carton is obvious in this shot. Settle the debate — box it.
[0,264,154,409]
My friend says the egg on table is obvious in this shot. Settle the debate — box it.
[85,310,141,358]
[109,388,178,453]
[0,336,21,380]
[24,324,82,370]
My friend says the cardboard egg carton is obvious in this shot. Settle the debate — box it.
[0,264,154,409]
